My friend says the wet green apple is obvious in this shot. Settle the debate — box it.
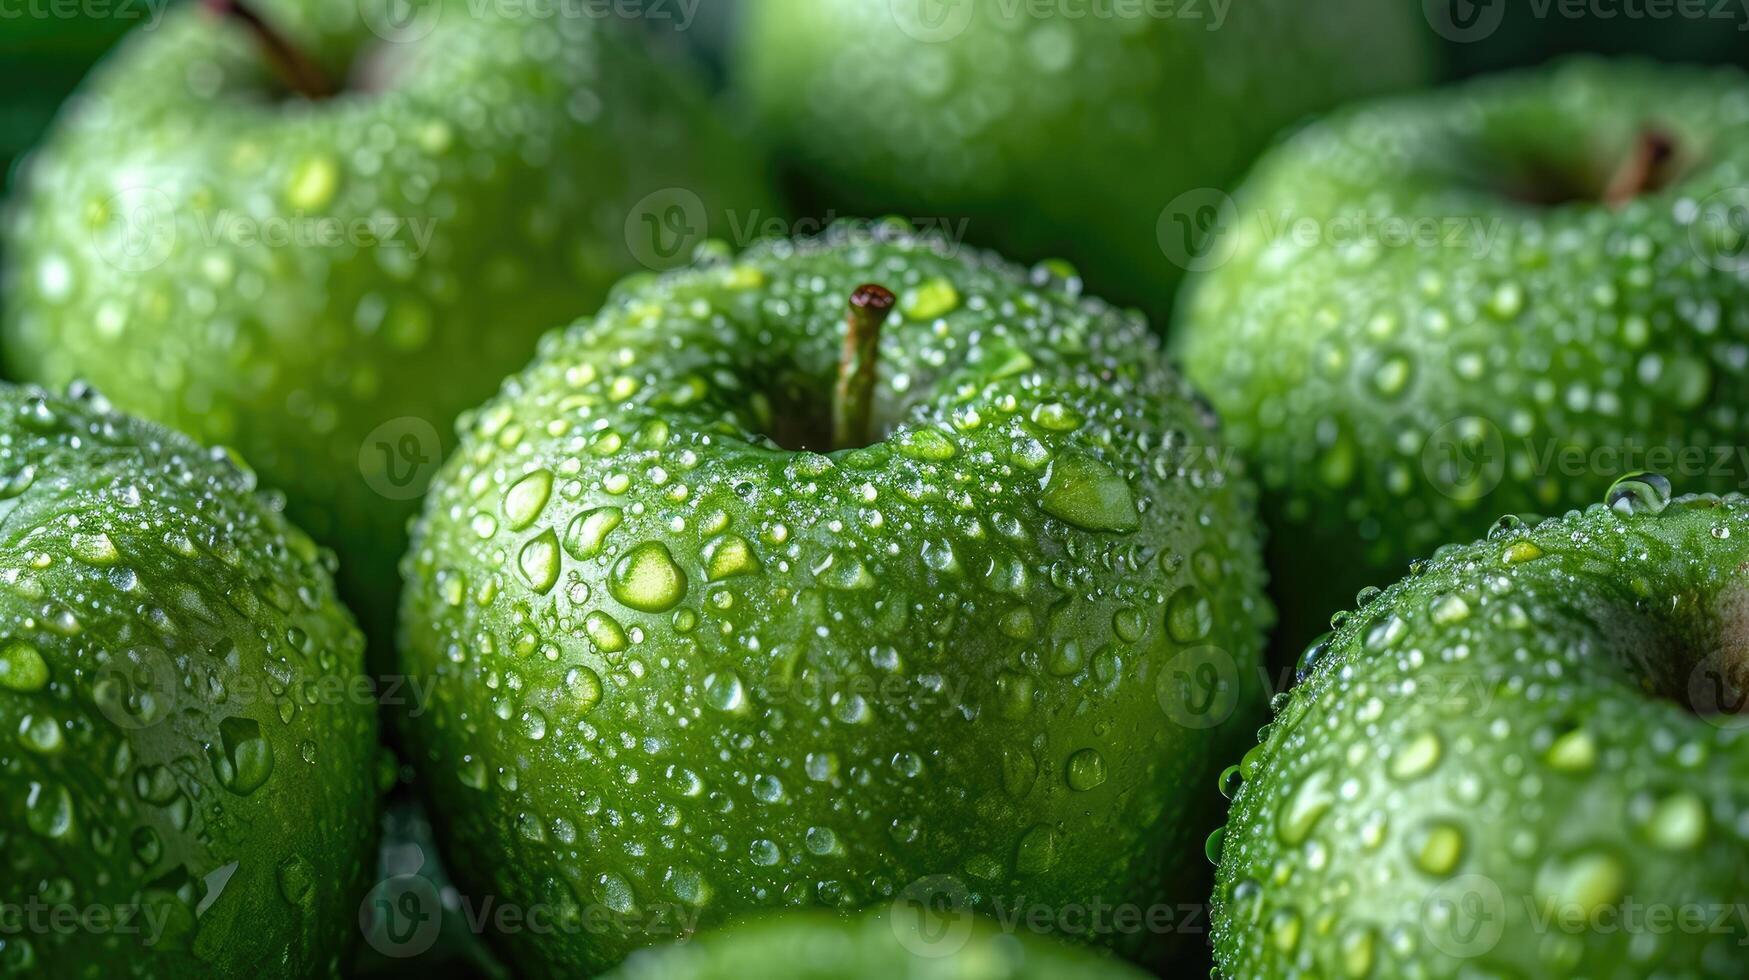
[735,0,1430,316]
[2,0,774,656]
[0,383,380,977]
[399,224,1272,975]
[608,908,1147,979]
[1211,475,1749,978]
[1174,59,1749,653]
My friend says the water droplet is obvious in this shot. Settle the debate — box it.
[1606,471,1672,516]
[584,611,628,653]
[1065,748,1107,791]
[609,542,687,613]
[902,277,960,320]
[504,470,554,529]
[704,534,758,581]
[1166,585,1214,643]
[1039,453,1138,532]
[25,781,74,839]
[563,506,624,559]
[1535,850,1627,917]
[1016,824,1058,874]
[1390,732,1442,781]
[518,530,562,594]
[1645,791,1707,851]
[0,639,49,693]
[1278,768,1334,845]
[702,671,747,714]
[1411,821,1465,876]
[210,716,273,796]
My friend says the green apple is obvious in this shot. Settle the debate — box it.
[2,0,775,656]
[0,382,380,976]
[1210,475,1749,977]
[1173,59,1749,654]
[399,224,1272,975]
[608,909,1147,979]
[734,0,1431,317]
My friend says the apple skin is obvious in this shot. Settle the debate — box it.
[1173,59,1749,655]
[398,224,1272,975]
[0,383,380,977]
[734,0,1431,317]
[607,909,1148,979]
[1,0,776,657]
[1211,483,1749,978]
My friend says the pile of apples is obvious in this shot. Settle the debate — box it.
[4,2,1749,978]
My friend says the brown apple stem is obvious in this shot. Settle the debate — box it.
[832,284,896,450]
[204,0,336,100]
[1603,128,1677,208]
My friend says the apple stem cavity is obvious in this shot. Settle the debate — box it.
[832,284,897,450]
[1603,128,1678,208]
[204,0,336,101]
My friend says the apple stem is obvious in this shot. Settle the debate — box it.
[1603,128,1677,208]
[204,0,336,101]
[832,284,897,450]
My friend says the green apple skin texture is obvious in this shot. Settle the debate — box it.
[737,0,1430,315]
[399,227,1272,974]
[1,0,775,653]
[1175,60,1749,651]
[0,385,380,976]
[607,910,1147,980]
[1212,488,1749,978]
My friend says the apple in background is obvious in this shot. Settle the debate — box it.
[1173,59,1749,654]
[609,909,1150,979]
[1211,478,1749,977]
[0,382,380,977]
[398,224,1273,974]
[2,0,776,657]
[734,0,1431,318]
